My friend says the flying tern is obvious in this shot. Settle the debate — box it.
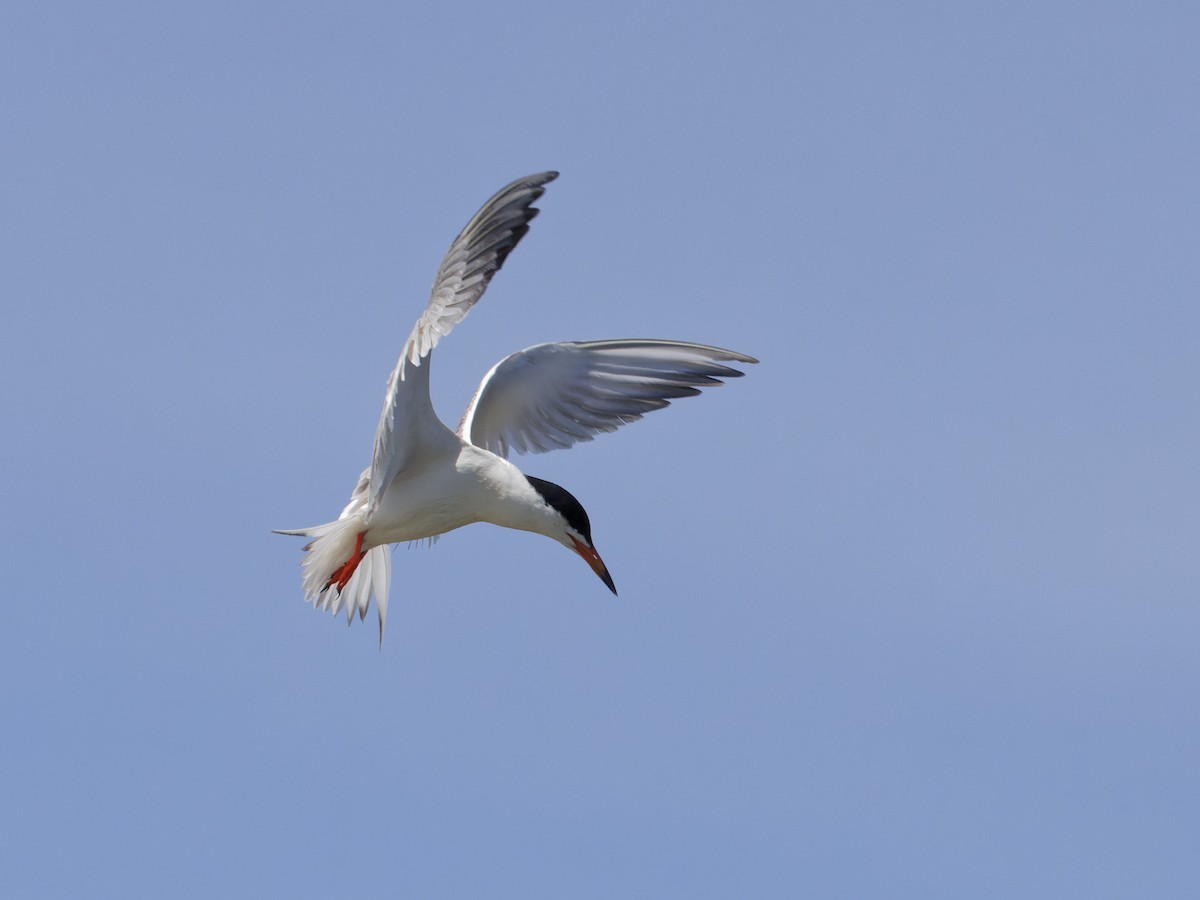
[277,172,757,642]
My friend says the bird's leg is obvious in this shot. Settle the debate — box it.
[325,530,367,593]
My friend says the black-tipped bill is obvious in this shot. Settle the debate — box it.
[569,536,618,595]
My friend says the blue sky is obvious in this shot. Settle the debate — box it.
[3,1,1198,896]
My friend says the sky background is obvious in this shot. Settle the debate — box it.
[3,1,1199,897]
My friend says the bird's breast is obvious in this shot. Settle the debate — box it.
[364,446,524,546]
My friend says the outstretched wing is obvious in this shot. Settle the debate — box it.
[363,171,559,521]
[458,339,758,458]
[403,170,560,366]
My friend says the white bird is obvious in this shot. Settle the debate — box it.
[277,172,756,643]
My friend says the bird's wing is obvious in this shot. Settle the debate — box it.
[362,171,559,522]
[457,339,758,458]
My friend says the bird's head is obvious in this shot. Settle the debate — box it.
[525,476,617,595]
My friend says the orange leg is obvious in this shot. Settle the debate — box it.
[324,530,367,593]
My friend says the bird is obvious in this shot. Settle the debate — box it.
[276,172,756,643]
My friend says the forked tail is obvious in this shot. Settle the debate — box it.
[274,516,392,646]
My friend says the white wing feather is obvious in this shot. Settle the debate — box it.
[457,339,758,457]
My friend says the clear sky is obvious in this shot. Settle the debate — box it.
[3,1,1198,897]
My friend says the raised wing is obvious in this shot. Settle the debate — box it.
[403,171,559,366]
[458,340,758,457]
[364,171,559,521]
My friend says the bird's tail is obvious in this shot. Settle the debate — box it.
[274,516,392,646]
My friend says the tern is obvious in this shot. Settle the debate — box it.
[277,172,756,642]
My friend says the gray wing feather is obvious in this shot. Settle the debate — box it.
[403,171,559,365]
[458,339,758,458]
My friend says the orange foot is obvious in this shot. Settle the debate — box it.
[324,531,367,593]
